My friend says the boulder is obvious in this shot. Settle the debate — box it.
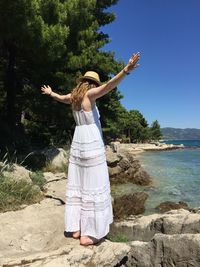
[43,147,69,170]
[128,233,200,267]
[118,157,131,170]
[1,204,200,267]
[43,172,67,200]
[108,166,122,177]
[110,209,200,242]
[105,147,122,167]
[106,145,152,186]
[113,192,149,219]
[127,167,151,186]
[156,200,189,212]
[23,147,69,171]
[23,151,47,171]
[0,184,200,267]
[3,163,32,183]
[109,141,121,153]
[0,185,131,267]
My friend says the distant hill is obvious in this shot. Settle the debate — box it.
[161,128,200,140]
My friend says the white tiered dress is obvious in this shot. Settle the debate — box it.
[65,103,113,239]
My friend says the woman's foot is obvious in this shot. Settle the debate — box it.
[72,231,81,239]
[80,236,101,246]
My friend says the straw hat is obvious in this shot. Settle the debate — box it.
[76,71,101,86]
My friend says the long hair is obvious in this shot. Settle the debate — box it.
[70,80,97,110]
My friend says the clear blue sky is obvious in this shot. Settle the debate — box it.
[101,0,200,129]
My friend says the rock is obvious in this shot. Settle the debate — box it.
[23,151,47,170]
[3,233,200,266]
[0,190,131,267]
[43,171,67,182]
[3,163,32,183]
[156,200,189,212]
[191,207,200,214]
[111,142,185,154]
[105,148,122,167]
[110,209,200,242]
[128,233,200,267]
[128,167,151,186]
[43,147,69,170]
[113,192,149,219]
[1,238,131,267]
[43,172,67,200]
[23,147,69,171]
[110,141,121,153]
[0,188,200,267]
[1,143,199,266]
[108,166,123,177]
[106,146,152,186]
[109,158,152,186]
[118,157,131,170]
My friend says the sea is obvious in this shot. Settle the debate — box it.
[111,140,200,215]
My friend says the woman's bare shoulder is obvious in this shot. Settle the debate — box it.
[86,85,106,101]
[82,93,95,111]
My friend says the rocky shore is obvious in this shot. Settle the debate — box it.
[109,141,184,155]
[1,192,199,266]
[1,142,200,267]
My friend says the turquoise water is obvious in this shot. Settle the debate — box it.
[138,140,200,213]
[111,140,200,215]
[162,139,200,147]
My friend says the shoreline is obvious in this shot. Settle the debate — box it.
[108,141,200,215]
[1,146,200,266]
[111,142,185,156]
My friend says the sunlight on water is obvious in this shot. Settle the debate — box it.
[137,148,200,214]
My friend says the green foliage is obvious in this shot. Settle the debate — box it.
[150,120,162,141]
[30,171,46,190]
[0,151,16,174]
[106,232,130,242]
[0,0,160,149]
[0,152,46,212]
[0,0,122,149]
[42,161,68,173]
[0,174,43,213]
[102,107,153,143]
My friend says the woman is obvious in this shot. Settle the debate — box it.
[41,52,140,246]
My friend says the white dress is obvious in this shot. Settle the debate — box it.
[65,103,113,239]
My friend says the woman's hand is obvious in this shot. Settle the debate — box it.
[41,85,52,95]
[124,52,140,74]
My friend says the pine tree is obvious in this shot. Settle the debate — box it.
[0,0,161,150]
[150,120,162,141]
[0,0,121,149]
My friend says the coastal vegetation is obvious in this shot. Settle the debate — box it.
[0,171,45,212]
[0,0,162,156]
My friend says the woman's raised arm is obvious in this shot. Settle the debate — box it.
[87,52,140,101]
[41,85,71,104]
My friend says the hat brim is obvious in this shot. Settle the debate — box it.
[76,76,101,86]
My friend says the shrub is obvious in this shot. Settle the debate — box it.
[42,161,68,173]
[29,171,46,190]
[0,174,43,212]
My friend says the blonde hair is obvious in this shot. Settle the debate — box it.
[70,81,97,110]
